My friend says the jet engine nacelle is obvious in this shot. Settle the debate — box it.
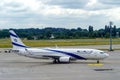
[59,57,70,63]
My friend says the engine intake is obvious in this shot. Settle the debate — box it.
[59,57,70,63]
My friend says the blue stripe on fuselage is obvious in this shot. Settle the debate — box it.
[44,49,86,60]
[10,33,18,38]
[12,42,28,48]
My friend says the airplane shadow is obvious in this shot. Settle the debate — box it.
[0,60,108,67]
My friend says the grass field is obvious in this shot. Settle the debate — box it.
[0,38,120,48]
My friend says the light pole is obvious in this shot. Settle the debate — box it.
[109,21,113,51]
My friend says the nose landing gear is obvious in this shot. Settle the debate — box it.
[97,60,99,63]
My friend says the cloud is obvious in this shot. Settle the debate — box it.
[46,0,89,9]
[0,0,120,29]
[100,0,120,5]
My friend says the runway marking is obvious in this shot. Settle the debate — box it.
[88,63,104,66]
[94,68,113,71]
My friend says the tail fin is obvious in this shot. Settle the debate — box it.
[9,30,28,49]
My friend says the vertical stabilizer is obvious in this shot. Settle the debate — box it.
[9,30,28,49]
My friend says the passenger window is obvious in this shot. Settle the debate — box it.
[77,50,80,53]
[12,50,19,53]
[87,51,92,54]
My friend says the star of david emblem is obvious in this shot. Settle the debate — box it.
[14,39,17,42]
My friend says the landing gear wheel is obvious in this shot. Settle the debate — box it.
[53,59,57,63]
[97,60,99,64]
[53,59,60,63]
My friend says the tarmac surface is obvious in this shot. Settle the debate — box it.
[0,49,120,80]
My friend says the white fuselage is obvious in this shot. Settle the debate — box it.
[9,30,109,63]
[12,48,109,60]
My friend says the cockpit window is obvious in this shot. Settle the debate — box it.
[100,52,104,54]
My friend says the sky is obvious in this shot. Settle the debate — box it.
[0,0,120,29]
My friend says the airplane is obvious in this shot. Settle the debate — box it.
[9,30,109,63]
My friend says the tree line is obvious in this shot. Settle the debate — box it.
[0,25,120,39]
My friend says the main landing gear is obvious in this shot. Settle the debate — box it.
[53,59,60,63]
